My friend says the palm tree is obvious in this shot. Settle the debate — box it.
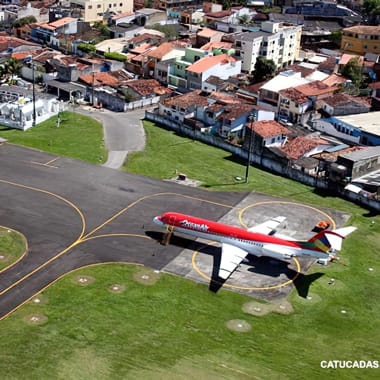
[4,58,22,82]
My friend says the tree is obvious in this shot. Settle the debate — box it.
[363,0,380,23]
[12,16,37,28]
[341,57,363,87]
[253,56,276,83]
[238,14,251,25]
[150,24,178,40]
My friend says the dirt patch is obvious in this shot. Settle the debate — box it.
[133,268,161,285]
[107,284,127,294]
[30,294,49,305]
[225,319,252,332]
[72,275,96,286]
[242,301,272,316]
[271,300,294,315]
[23,313,48,326]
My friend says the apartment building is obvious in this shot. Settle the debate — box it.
[341,25,380,55]
[233,21,302,72]
[70,0,133,23]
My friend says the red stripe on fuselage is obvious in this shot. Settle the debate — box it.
[161,212,301,248]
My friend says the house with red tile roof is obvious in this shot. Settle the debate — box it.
[158,89,273,137]
[196,28,225,48]
[281,135,331,160]
[278,80,338,125]
[186,53,241,90]
[31,17,78,46]
[122,79,171,101]
[244,120,291,155]
[320,93,371,117]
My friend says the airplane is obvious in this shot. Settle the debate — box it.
[153,212,356,280]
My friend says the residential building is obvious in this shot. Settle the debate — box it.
[148,42,187,79]
[244,120,290,156]
[31,17,78,46]
[157,0,200,11]
[336,146,380,180]
[313,112,380,146]
[257,70,310,112]
[0,85,60,130]
[341,26,380,55]
[319,93,371,117]
[195,28,225,49]
[186,53,241,90]
[232,21,302,72]
[69,0,133,23]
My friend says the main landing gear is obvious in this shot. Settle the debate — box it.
[161,225,174,245]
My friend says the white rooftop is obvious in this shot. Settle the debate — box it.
[306,70,329,82]
[336,112,380,136]
[260,71,310,92]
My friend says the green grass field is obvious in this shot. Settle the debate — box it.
[0,118,379,379]
[0,111,106,164]
[0,227,26,271]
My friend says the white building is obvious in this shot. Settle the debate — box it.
[233,21,302,72]
[0,87,62,130]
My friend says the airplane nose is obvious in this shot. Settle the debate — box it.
[153,216,163,225]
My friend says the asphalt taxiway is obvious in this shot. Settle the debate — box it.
[0,143,350,318]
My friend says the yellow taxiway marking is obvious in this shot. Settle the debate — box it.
[192,245,300,291]
[238,201,336,231]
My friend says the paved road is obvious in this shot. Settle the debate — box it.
[76,107,146,169]
[0,143,248,319]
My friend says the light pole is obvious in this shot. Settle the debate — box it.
[245,112,256,184]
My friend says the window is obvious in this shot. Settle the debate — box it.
[97,4,101,8]
[120,2,123,5]
[109,4,112,7]
[88,5,92,9]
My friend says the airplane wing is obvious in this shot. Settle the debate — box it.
[219,243,248,280]
[248,216,286,235]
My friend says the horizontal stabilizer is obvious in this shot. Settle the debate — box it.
[248,216,286,235]
[325,226,357,251]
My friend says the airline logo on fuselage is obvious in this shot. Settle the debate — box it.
[180,219,209,232]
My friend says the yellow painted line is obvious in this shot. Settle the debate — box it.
[238,201,336,232]
[81,192,237,241]
[0,179,86,297]
[0,179,86,239]
[191,246,300,291]
[80,233,153,243]
[0,226,28,275]
[0,261,144,321]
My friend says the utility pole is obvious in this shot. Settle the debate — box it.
[32,57,36,127]
[92,70,95,107]
[245,112,256,184]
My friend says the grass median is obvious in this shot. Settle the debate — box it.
[0,111,106,164]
